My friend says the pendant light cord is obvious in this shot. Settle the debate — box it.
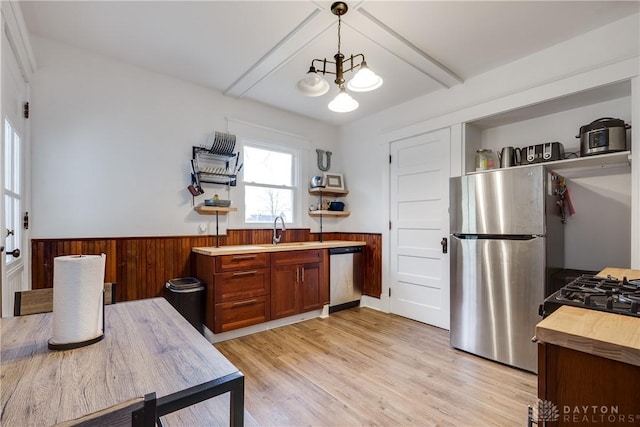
[337,14,342,55]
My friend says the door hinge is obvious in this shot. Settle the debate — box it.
[389,221,391,230]
[389,155,392,164]
[388,287,391,297]
[23,102,29,119]
[23,211,29,230]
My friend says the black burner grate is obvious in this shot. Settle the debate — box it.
[543,274,640,318]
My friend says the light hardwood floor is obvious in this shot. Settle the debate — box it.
[215,307,537,426]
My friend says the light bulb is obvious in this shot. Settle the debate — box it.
[297,69,330,97]
[347,63,383,92]
[328,88,358,113]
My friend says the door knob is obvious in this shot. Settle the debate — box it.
[7,248,20,258]
[441,237,448,254]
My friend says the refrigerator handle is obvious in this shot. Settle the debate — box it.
[441,237,448,254]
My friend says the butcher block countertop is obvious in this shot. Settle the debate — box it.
[192,240,366,256]
[535,267,640,367]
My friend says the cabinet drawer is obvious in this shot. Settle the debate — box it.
[214,296,270,333]
[215,252,270,272]
[214,268,270,303]
[271,249,322,266]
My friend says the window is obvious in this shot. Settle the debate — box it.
[4,118,22,265]
[242,141,298,225]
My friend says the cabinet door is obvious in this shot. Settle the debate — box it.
[538,343,640,425]
[300,263,322,312]
[271,265,298,319]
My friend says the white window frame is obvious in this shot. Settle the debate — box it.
[239,138,302,228]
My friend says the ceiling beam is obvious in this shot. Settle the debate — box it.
[348,6,463,88]
[224,8,334,98]
[224,0,462,99]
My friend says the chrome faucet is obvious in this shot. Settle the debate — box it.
[273,215,286,244]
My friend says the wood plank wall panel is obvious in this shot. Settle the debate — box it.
[31,239,118,293]
[32,230,382,301]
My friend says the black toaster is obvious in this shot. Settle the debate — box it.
[521,142,564,164]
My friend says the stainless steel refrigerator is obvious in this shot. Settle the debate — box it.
[449,165,564,373]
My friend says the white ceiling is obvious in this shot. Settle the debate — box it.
[19,1,640,126]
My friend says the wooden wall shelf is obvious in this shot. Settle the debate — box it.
[194,205,237,247]
[308,188,349,198]
[194,206,237,215]
[308,187,350,238]
[309,210,350,217]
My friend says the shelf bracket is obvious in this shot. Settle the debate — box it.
[319,192,323,242]
[215,211,220,248]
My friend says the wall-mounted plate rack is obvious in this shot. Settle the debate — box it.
[192,146,238,186]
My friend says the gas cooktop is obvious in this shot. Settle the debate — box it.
[542,274,640,318]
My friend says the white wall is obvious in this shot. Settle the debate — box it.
[343,14,639,310]
[26,13,640,313]
[479,97,632,156]
[341,14,639,233]
[563,167,631,270]
[477,97,633,270]
[30,37,338,238]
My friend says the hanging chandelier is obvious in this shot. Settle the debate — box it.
[296,1,383,113]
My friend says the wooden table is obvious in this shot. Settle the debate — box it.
[1,298,245,426]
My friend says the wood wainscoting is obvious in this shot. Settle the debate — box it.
[31,231,381,302]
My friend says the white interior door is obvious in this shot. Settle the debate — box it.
[2,27,29,317]
[389,128,451,329]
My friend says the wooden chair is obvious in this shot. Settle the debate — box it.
[55,393,157,427]
[14,283,116,316]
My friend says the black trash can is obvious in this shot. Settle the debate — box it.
[164,277,204,335]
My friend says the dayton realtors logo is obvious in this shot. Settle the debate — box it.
[530,399,640,424]
[561,405,639,424]
[531,400,560,423]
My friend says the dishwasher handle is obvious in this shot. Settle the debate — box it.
[329,246,363,255]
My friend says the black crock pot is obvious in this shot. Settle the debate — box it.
[576,117,631,157]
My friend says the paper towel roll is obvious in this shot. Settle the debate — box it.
[51,254,106,345]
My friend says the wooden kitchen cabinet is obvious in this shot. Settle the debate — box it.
[536,304,640,426]
[538,343,640,426]
[195,248,329,333]
[196,252,271,333]
[270,250,326,320]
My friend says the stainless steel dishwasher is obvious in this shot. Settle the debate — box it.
[328,246,363,313]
